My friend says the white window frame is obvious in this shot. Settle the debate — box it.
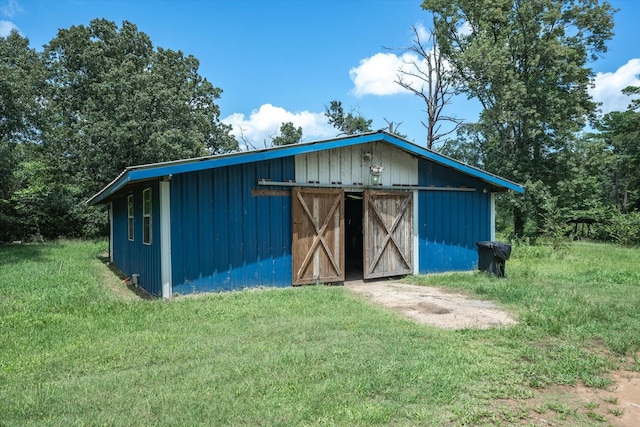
[143,188,152,245]
[127,195,134,241]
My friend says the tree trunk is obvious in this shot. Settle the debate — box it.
[513,206,525,238]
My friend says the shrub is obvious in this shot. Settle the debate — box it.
[604,211,640,246]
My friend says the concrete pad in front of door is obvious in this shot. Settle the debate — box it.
[344,279,517,330]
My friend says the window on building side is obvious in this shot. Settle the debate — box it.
[127,195,134,241]
[143,188,152,245]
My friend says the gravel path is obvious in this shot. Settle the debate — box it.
[344,279,517,329]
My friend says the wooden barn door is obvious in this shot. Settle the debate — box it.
[292,188,345,285]
[364,191,413,279]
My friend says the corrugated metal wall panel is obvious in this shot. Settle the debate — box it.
[198,170,214,284]
[170,157,294,294]
[255,161,273,284]
[111,181,163,296]
[227,165,244,287]
[417,159,491,273]
[295,142,418,186]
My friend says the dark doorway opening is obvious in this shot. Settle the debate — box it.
[345,192,364,280]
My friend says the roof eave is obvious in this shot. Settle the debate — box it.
[88,130,524,205]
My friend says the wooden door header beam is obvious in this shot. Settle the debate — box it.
[257,179,477,192]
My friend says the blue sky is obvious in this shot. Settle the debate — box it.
[2,0,639,148]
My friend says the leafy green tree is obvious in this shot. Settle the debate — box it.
[42,19,237,197]
[623,85,640,111]
[272,121,303,146]
[0,143,28,240]
[0,31,46,240]
[422,0,615,236]
[440,123,487,167]
[10,157,85,239]
[555,134,615,213]
[324,100,372,135]
[596,91,640,245]
[598,95,640,212]
[1,20,239,240]
[0,31,44,145]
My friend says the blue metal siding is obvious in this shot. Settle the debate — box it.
[417,159,491,273]
[170,157,294,294]
[111,181,163,296]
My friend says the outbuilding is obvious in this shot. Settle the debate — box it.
[89,131,524,298]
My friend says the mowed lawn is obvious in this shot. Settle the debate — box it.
[1,240,639,426]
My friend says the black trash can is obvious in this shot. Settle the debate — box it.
[476,241,512,277]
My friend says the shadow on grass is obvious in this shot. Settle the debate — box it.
[0,242,62,266]
[96,253,155,300]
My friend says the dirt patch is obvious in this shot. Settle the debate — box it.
[344,279,517,329]
[565,370,640,426]
[496,370,640,426]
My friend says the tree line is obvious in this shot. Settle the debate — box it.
[2,1,639,246]
[420,0,639,245]
[1,19,240,240]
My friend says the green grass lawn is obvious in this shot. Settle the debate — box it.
[1,240,639,426]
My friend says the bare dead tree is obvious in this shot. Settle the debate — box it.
[267,128,278,148]
[392,24,463,150]
[235,127,273,150]
[237,127,257,151]
[383,118,404,137]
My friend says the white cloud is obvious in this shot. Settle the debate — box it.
[350,53,412,97]
[350,23,449,98]
[350,49,452,98]
[222,104,336,150]
[591,58,640,113]
[0,19,19,36]
[1,0,22,18]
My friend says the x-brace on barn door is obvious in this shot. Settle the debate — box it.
[364,191,413,279]
[292,188,345,285]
